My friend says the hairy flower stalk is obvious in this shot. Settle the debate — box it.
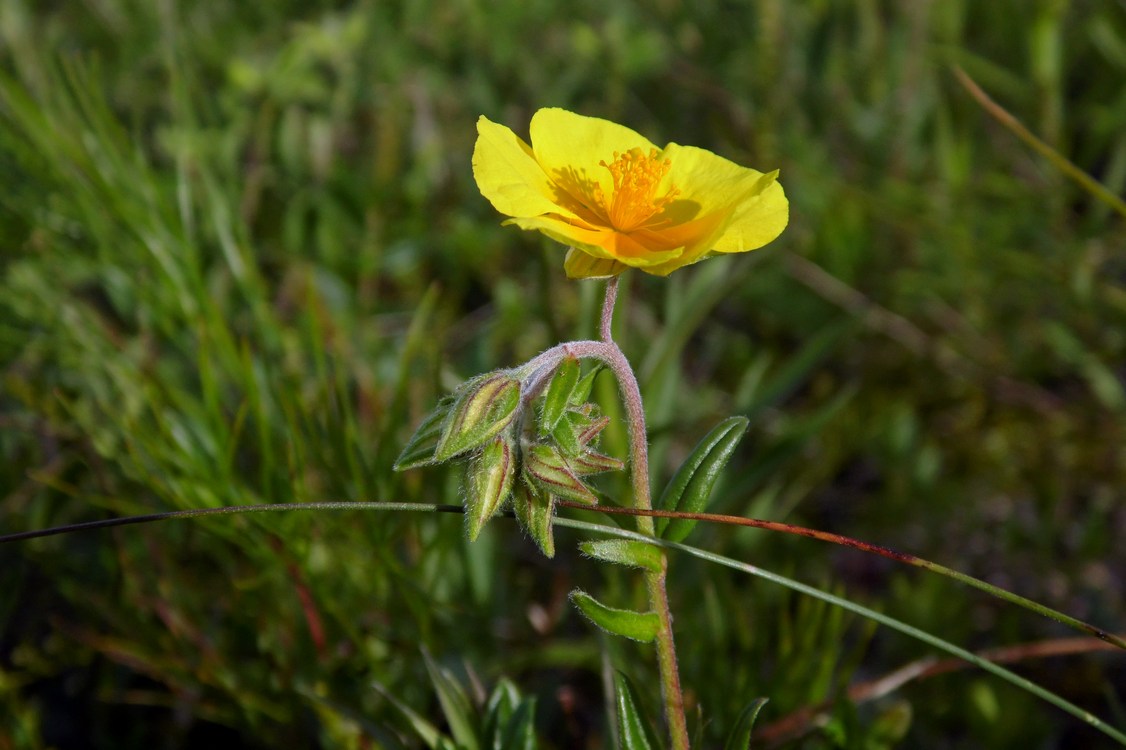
[501,279,691,747]
[597,277,691,750]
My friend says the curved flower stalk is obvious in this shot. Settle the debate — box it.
[473,107,788,278]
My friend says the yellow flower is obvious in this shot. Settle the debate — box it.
[472,107,788,278]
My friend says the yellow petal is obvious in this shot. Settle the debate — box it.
[710,172,788,253]
[529,108,658,212]
[502,215,684,269]
[472,116,577,219]
[502,216,619,260]
[661,144,788,254]
[637,209,734,276]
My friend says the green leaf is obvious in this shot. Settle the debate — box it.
[423,652,480,750]
[656,416,748,542]
[523,443,598,505]
[499,698,538,750]
[724,697,769,750]
[483,679,521,750]
[613,672,660,750]
[579,539,662,573]
[435,372,523,462]
[540,355,579,435]
[570,364,603,405]
[569,590,659,642]
[393,396,454,470]
[514,479,556,558]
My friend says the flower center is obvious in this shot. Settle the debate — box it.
[593,148,679,232]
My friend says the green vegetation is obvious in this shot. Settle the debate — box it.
[2,1,1124,747]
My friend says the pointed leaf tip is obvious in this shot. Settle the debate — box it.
[613,672,660,750]
[540,355,580,436]
[524,443,598,504]
[657,416,748,542]
[466,436,517,540]
[394,396,456,471]
[513,480,556,558]
[569,590,659,642]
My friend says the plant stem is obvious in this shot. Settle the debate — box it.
[508,278,690,747]
[598,276,691,750]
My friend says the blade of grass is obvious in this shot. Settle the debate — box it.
[3,501,1122,742]
[952,65,1126,220]
[556,501,1126,651]
[551,517,1126,746]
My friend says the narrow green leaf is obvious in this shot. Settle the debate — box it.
[724,697,769,750]
[499,698,538,750]
[436,372,523,462]
[540,355,580,435]
[371,679,444,748]
[524,443,598,505]
[657,416,749,542]
[483,679,521,750]
[514,480,555,558]
[579,539,662,573]
[394,396,455,470]
[569,590,658,642]
[423,652,480,750]
[570,364,603,405]
[613,672,660,750]
[466,436,517,540]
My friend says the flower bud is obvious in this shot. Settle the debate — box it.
[465,436,516,541]
[435,372,522,462]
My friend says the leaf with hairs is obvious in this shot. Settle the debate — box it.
[613,672,660,750]
[570,590,658,642]
[657,416,748,542]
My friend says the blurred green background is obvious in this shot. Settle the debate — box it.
[2,0,1124,747]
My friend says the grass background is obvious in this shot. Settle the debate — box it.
[2,0,1125,747]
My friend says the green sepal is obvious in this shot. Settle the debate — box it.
[539,355,579,436]
[656,416,749,542]
[723,697,770,750]
[570,365,603,405]
[524,443,598,505]
[571,449,624,476]
[579,539,662,573]
[393,396,454,471]
[564,248,627,280]
[513,479,555,558]
[435,372,523,462]
[466,436,517,541]
[575,412,610,447]
[551,411,583,456]
[613,672,660,750]
[569,590,659,642]
[552,407,610,457]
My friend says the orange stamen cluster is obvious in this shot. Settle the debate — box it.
[593,148,679,231]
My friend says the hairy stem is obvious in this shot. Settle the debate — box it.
[495,278,690,746]
[598,276,691,750]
